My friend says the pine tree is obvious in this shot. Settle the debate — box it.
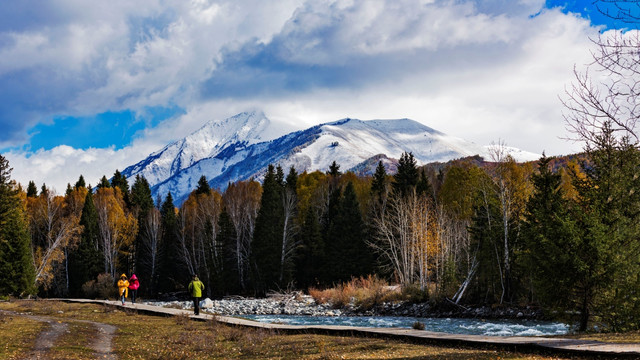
[98,176,111,189]
[416,170,433,199]
[327,161,341,177]
[370,161,387,200]
[130,175,155,296]
[111,170,130,206]
[0,155,36,296]
[327,181,371,282]
[158,192,180,293]
[393,152,419,197]
[295,205,324,289]
[285,166,298,191]
[74,175,86,190]
[68,190,103,296]
[521,155,578,316]
[26,181,38,198]
[251,164,284,294]
[195,175,211,195]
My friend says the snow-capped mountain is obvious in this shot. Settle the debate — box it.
[121,111,289,185]
[122,112,540,203]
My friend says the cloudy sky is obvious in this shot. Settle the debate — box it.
[0,0,627,191]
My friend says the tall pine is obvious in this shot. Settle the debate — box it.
[251,165,284,294]
[0,155,35,296]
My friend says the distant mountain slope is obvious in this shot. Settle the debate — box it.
[121,113,540,203]
[121,111,287,185]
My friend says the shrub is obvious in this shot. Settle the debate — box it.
[309,275,403,310]
[82,273,115,299]
[412,321,425,330]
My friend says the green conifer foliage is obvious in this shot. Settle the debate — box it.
[98,176,111,189]
[0,155,36,296]
[130,175,155,295]
[26,181,38,198]
[327,181,371,282]
[195,175,211,195]
[295,205,324,289]
[393,152,419,197]
[111,170,130,206]
[521,155,579,318]
[74,175,86,190]
[252,164,284,294]
[68,190,103,297]
[158,192,180,293]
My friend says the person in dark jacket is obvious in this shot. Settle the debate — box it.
[188,274,205,315]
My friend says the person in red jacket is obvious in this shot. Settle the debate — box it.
[128,274,140,304]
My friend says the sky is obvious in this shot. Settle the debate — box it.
[0,0,632,192]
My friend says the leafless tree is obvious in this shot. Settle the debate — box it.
[279,187,299,283]
[563,3,640,148]
[140,207,162,294]
[223,181,261,291]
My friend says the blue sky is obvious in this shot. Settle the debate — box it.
[0,0,629,191]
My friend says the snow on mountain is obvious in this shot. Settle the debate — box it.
[134,115,540,204]
[121,111,291,185]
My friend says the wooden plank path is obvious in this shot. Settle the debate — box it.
[57,298,640,358]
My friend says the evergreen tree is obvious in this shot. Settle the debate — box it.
[416,170,433,199]
[295,205,324,289]
[521,155,578,315]
[285,166,298,191]
[130,175,155,296]
[26,181,38,198]
[327,161,341,177]
[393,152,419,197]
[158,192,180,293]
[276,165,285,186]
[75,175,86,190]
[370,161,387,200]
[218,207,239,294]
[68,190,103,297]
[327,181,371,282]
[111,170,130,206]
[568,127,640,331]
[251,164,284,294]
[195,175,211,195]
[65,183,73,196]
[98,176,111,189]
[0,155,36,296]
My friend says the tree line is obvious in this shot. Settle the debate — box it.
[2,134,640,331]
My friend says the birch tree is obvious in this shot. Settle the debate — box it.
[94,187,137,279]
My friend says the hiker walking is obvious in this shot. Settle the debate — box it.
[117,274,129,305]
[188,274,205,315]
[128,274,140,304]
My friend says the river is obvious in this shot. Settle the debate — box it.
[241,314,570,337]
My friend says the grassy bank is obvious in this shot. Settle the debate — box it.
[0,299,598,359]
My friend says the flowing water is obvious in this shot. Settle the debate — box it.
[241,314,570,337]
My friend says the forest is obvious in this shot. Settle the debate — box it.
[1,124,640,333]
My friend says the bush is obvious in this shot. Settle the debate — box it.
[82,273,115,299]
[309,275,403,310]
[412,321,425,330]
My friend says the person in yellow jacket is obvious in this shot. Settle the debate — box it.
[117,274,129,305]
[188,274,205,315]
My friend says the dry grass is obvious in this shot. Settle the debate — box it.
[0,299,594,359]
[309,275,405,310]
[0,309,44,359]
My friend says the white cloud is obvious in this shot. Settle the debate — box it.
[1,0,604,190]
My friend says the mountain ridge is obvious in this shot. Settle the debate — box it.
[121,112,540,203]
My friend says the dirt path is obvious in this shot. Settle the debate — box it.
[0,310,117,359]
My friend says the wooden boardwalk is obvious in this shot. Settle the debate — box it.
[59,298,640,358]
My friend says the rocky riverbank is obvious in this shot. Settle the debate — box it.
[145,293,545,320]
